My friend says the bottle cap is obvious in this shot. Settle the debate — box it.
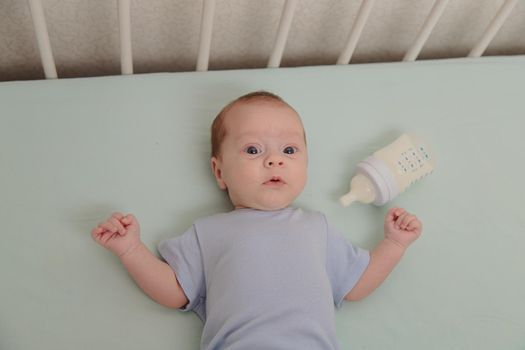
[357,156,399,205]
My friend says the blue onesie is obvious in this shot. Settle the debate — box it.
[158,207,370,350]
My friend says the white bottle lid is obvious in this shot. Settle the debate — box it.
[357,155,399,205]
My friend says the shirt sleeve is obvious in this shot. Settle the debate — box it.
[323,215,370,308]
[158,225,206,320]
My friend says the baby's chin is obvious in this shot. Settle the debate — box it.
[233,198,294,211]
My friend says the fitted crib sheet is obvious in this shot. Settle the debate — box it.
[1,56,524,349]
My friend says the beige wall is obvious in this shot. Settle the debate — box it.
[1,0,524,81]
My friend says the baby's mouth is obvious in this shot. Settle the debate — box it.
[263,176,285,185]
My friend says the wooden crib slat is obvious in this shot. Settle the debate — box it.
[196,0,216,72]
[468,0,518,58]
[118,0,133,75]
[336,0,376,65]
[28,0,58,79]
[267,0,298,68]
[403,0,450,62]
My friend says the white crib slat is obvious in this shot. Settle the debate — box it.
[118,0,133,75]
[468,0,518,58]
[197,0,216,72]
[403,0,450,62]
[28,0,57,79]
[267,0,298,68]
[336,0,376,65]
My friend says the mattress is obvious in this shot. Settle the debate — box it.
[1,56,524,349]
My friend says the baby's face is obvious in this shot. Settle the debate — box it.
[211,101,308,210]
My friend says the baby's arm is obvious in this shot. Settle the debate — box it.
[119,241,188,308]
[344,208,422,301]
[92,212,188,309]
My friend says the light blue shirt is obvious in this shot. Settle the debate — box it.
[158,207,370,350]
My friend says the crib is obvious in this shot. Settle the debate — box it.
[1,1,524,349]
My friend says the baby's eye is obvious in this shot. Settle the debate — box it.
[283,146,297,155]
[245,146,261,155]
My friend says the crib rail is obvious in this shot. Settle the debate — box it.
[468,0,519,57]
[118,0,133,75]
[28,0,520,79]
[28,0,57,79]
[196,0,216,72]
[403,0,450,62]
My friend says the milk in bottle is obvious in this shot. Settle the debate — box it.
[340,133,435,206]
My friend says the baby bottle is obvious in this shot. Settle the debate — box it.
[340,133,435,206]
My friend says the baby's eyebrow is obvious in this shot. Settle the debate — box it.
[278,133,306,144]
[235,135,259,144]
[239,130,303,139]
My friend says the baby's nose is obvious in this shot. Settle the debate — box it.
[265,155,284,167]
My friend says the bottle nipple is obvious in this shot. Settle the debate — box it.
[339,173,377,207]
[339,191,359,207]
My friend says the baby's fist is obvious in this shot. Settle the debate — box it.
[384,207,422,248]
[91,212,141,257]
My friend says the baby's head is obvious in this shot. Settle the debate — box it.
[211,91,308,211]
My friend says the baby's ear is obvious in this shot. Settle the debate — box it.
[211,157,227,190]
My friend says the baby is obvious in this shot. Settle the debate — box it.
[92,91,422,349]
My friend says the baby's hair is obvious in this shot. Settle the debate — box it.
[211,90,297,158]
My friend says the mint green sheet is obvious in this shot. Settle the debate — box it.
[1,56,524,349]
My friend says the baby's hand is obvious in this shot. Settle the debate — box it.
[91,212,141,257]
[384,207,422,249]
